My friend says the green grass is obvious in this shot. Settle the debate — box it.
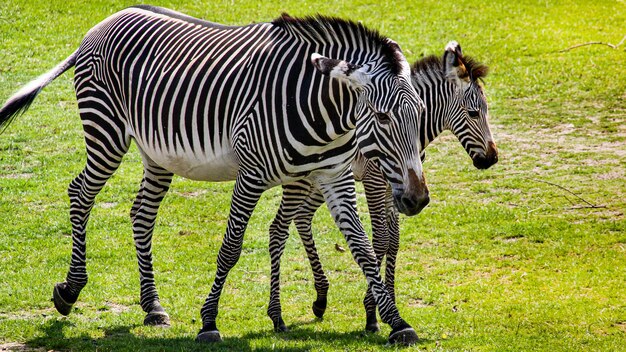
[1,0,625,351]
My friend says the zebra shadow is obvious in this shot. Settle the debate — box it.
[22,319,253,352]
[22,319,431,351]
[240,318,434,349]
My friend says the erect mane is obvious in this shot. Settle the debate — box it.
[272,13,404,75]
[412,54,488,81]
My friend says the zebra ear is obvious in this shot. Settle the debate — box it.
[311,53,370,88]
[444,41,470,86]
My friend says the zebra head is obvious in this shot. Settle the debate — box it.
[442,41,498,169]
[311,45,429,216]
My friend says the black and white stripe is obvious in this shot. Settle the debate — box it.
[0,6,429,345]
[266,41,498,332]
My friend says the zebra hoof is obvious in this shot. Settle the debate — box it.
[388,326,419,346]
[144,311,171,327]
[312,299,327,318]
[365,312,379,333]
[273,317,290,332]
[365,322,380,333]
[196,330,222,343]
[52,282,76,316]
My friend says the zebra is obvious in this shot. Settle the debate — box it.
[266,41,498,333]
[0,5,430,345]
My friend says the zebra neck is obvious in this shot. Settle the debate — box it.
[415,77,448,151]
[272,15,402,73]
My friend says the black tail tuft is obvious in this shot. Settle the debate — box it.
[0,49,77,134]
[0,87,42,134]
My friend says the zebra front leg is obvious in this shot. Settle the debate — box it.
[131,160,174,326]
[197,174,267,343]
[384,188,401,304]
[267,180,314,332]
[316,171,418,346]
[293,187,329,319]
[361,175,391,333]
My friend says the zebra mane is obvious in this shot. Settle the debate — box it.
[412,54,488,81]
[272,13,404,75]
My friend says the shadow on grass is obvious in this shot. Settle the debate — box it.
[20,318,433,351]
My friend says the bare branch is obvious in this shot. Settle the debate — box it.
[557,35,626,52]
[567,205,607,210]
[524,177,605,209]
[559,42,615,52]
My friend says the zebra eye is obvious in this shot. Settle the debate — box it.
[374,111,392,125]
[468,110,480,118]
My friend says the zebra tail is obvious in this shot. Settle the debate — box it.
[0,49,78,133]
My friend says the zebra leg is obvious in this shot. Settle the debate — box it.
[53,119,129,316]
[384,187,401,304]
[197,174,267,343]
[294,187,330,320]
[130,157,174,326]
[316,170,418,346]
[361,175,390,333]
[267,180,314,332]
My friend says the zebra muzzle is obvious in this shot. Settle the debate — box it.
[472,141,498,170]
[392,169,429,216]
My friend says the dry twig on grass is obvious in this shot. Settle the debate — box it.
[558,35,626,52]
[524,177,606,209]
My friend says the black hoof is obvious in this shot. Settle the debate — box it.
[273,316,289,332]
[144,311,171,327]
[196,330,222,343]
[312,299,327,319]
[365,322,380,333]
[52,282,76,316]
[365,312,379,333]
[388,327,419,346]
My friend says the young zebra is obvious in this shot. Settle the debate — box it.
[0,6,429,345]
[266,41,498,332]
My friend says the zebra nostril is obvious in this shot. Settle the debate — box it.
[399,191,429,216]
[401,194,418,210]
[472,153,497,169]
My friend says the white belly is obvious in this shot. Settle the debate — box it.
[146,147,240,182]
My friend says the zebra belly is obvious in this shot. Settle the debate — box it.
[144,147,240,182]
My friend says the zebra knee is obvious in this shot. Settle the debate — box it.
[67,173,85,199]
[129,200,141,222]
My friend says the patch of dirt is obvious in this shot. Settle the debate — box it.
[173,190,208,198]
[406,297,434,308]
[586,208,624,220]
[500,235,525,243]
[414,239,440,248]
[0,308,57,320]
[102,302,130,315]
[0,343,49,352]
[0,173,32,179]
[613,321,626,333]
[97,202,117,209]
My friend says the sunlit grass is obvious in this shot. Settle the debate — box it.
[0,1,625,351]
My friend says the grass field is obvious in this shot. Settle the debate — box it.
[0,1,625,351]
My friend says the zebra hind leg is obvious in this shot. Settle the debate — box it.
[131,159,174,326]
[53,123,129,316]
[292,187,329,319]
[267,181,314,332]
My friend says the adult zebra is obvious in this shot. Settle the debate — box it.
[0,5,429,345]
[266,41,498,332]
